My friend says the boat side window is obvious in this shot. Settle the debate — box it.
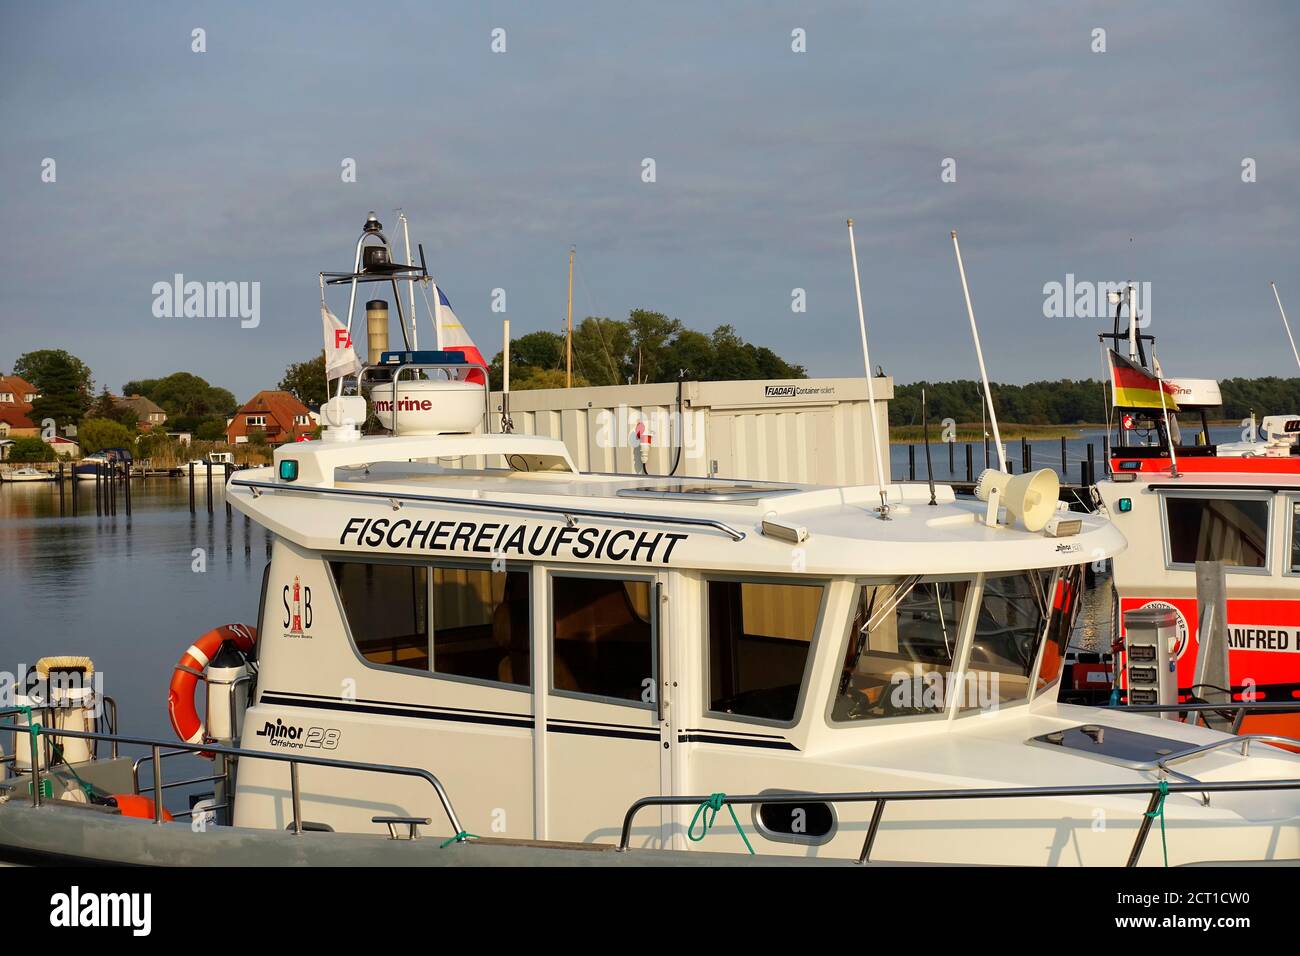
[331,562,429,670]
[832,579,969,722]
[707,580,822,723]
[1164,495,1269,569]
[332,561,531,686]
[960,570,1051,711]
[432,567,530,687]
[1290,502,1300,573]
[551,575,654,704]
[1034,566,1084,692]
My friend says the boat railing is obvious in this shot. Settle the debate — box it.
[618,754,1300,866]
[229,476,749,541]
[0,708,463,837]
[1114,699,1300,735]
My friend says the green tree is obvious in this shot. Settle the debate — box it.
[485,310,805,390]
[125,372,236,420]
[87,387,140,428]
[17,349,93,427]
[278,356,327,407]
[6,437,53,462]
[626,309,682,384]
[78,418,136,454]
[195,417,228,442]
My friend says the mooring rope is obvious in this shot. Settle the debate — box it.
[688,793,755,856]
[1145,779,1170,867]
[439,830,480,848]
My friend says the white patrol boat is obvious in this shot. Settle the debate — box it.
[3,218,1299,867]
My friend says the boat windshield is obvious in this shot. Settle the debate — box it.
[832,568,1070,722]
[832,579,971,721]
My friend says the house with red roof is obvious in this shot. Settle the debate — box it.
[226,390,314,446]
[0,375,39,437]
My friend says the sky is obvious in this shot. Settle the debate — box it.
[0,1,1297,401]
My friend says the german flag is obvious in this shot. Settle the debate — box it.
[1108,349,1180,411]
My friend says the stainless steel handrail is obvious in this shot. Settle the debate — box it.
[229,476,748,541]
[1159,734,1300,770]
[1116,700,1300,735]
[1155,733,1300,805]
[0,712,463,837]
[617,775,1300,866]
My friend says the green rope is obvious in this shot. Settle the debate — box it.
[17,706,51,800]
[439,830,479,848]
[1145,779,1170,867]
[687,793,755,856]
[15,706,96,801]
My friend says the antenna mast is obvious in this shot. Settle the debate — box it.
[398,209,418,348]
[1272,282,1300,373]
[847,218,890,518]
[951,230,1007,473]
[566,246,575,388]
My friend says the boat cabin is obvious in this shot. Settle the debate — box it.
[218,420,1200,862]
[1098,472,1300,714]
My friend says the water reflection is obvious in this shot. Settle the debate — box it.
[0,479,265,740]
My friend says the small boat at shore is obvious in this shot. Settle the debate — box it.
[73,448,132,481]
[0,467,55,483]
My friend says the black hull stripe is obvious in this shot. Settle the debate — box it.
[261,693,657,740]
[548,724,658,742]
[261,694,795,748]
[260,693,534,730]
[677,733,799,751]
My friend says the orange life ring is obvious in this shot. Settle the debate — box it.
[167,624,256,745]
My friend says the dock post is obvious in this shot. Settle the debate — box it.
[124,461,132,516]
[908,445,915,481]
[1102,435,1111,475]
[947,439,954,475]
[983,433,990,468]
[1061,436,1067,475]
[57,462,65,515]
[189,462,196,514]
[224,463,232,518]
[94,463,102,516]
[1086,443,1096,488]
[1022,437,1030,472]
[71,463,78,516]
[206,460,213,515]
[965,443,973,481]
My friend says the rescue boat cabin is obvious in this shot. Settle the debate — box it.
[217,404,1217,863]
[1097,472,1300,715]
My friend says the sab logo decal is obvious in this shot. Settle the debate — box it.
[282,576,312,639]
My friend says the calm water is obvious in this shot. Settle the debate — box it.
[0,478,269,741]
[887,425,1247,482]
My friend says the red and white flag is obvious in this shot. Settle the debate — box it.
[321,304,362,382]
[435,287,487,385]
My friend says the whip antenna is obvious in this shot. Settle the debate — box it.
[951,230,1007,473]
[847,218,891,518]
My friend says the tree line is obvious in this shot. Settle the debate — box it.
[4,349,237,457]
[890,377,1300,425]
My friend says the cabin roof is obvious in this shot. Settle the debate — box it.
[225,433,1126,576]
